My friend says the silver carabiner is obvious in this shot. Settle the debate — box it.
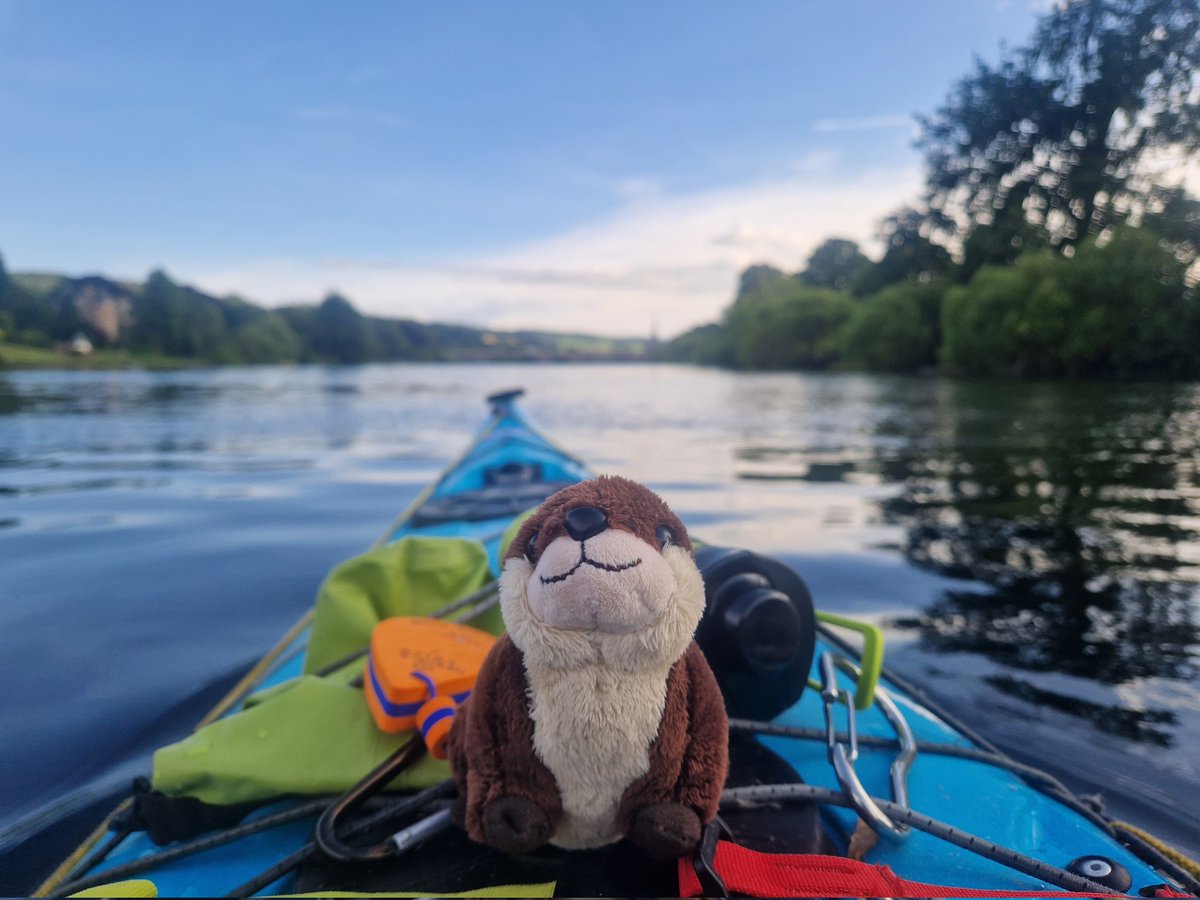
[820,652,914,842]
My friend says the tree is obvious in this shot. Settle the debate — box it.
[658,323,735,366]
[130,270,183,353]
[0,252,11,341]
[919,0,1200,249]
[1149,186,1200,268]
[736,264,789,298]
[0,260,58,346]
[839,282,943,372]
[311,293,372,363]
[1058,225,1198,375]
[854,208,954,295]
[800,239,870,292]
[726,283,855,370]
[957,192,1048,282]
[941,252,1074,377]
[941,228,1197,377]
[230,313,302,363]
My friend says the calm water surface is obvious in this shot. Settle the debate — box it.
[2,364,1198,888]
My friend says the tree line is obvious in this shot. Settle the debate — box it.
[0,261,445,364]
[663,221,1198,378]
[664,0,1200,379]
[0,260,647,366]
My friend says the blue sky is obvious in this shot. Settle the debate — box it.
[0,1,1048,336]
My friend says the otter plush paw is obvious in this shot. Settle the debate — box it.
[629,802,702,858]
[481,795,552,854]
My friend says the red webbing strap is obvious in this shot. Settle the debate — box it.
[678,841,1130,898]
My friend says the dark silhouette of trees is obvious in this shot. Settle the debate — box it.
[799,239,871,292]
[918,0,1200,249]
[310,293,372,364]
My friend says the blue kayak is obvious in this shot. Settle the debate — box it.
[36,390,1199,898]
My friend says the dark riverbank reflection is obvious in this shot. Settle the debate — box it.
[721,375,1200,851]
[875,379,1199,748]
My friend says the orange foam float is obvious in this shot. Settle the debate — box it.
[364,616,496,759]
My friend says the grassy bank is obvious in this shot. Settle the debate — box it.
[0,343,202,371]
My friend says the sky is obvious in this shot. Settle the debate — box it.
[0,1,1053,338]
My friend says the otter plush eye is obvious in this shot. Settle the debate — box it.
[655,524,676,549]
[526,531,539,559]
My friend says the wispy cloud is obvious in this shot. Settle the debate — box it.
[180,163,922,339]
[812,113,912,133]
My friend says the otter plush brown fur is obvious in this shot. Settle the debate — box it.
[445,476,728,859]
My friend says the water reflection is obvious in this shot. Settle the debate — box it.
[985,675,1177,746]
[879,380,1200,743]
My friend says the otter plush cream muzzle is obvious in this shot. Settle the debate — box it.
[526,526,678,633]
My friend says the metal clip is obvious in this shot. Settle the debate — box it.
[820,652,915,842]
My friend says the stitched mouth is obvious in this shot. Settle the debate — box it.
[539,543,642,585]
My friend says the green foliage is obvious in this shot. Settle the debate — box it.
[941,253,1073,377]
[0,248,652,367]
[839,282,942,372]
[131,270,190,354]
[800,239,870,292]
[0,254,11,341]
[725,281,855,370]
[958,196,1048,283]
[1058,227,1199,377]
[311,293,372,363]
[854,208,954,295]
[942,228,1197,377]
[658,323,734,366]
[129,271,227,358]
[368,317,416,361]
[736,264,789,297]
[919,0,1200,248]
[0,263,57,343]
[229,313,302,363]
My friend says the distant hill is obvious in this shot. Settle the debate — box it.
[0,262,649,366]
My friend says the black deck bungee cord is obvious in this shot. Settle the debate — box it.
[224,778,457,898]
[55,820,134,887]
[52,796,334,897]
[728,717,1118,836]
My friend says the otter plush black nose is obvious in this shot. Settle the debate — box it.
[564,505,608,541]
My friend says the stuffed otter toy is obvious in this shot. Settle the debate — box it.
[445,476,728,859]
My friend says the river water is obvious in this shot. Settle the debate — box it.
[1,363,1198,890]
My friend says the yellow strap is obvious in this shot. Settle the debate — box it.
[1112,819,1200,880]
[68,878,157,898]
[276,882,556,898]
